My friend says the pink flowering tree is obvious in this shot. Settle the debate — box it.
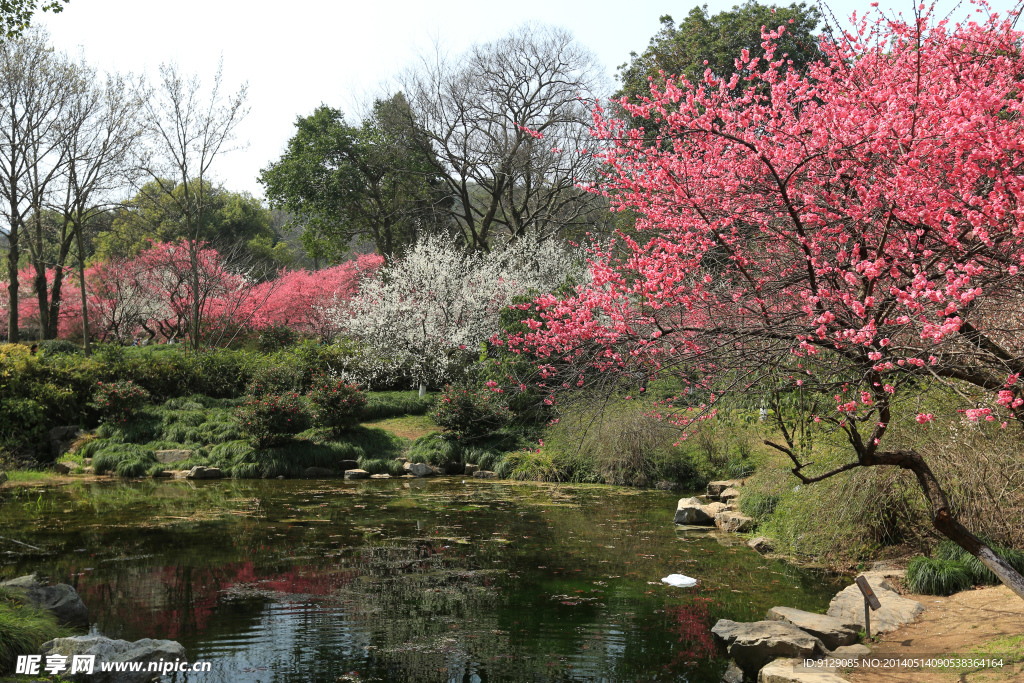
[511,8,1024,597]
[244,253,383,341]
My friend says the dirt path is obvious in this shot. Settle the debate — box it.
[846,586,1024,682]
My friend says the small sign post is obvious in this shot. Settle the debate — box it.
[855,575,882,638]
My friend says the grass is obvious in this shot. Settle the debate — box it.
[360,414,439,440]
[934,539,1024,586]
[905,556,974,595]
[362,391,436,421]
[0,592,74,673]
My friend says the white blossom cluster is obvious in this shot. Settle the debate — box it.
[333,233,585,387]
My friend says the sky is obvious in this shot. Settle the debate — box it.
[36,0,1022,200]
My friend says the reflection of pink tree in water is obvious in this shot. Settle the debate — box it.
[665,597,717,668]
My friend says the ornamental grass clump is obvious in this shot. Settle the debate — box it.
[90,380,151,424]
[234,394,307,449]
[307,376,366,433]
[906,556,973,596]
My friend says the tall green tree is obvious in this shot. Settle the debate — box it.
[617,2,822,103]
[0,0,68,40]
[259,93,449,261]
[95,180,291,274]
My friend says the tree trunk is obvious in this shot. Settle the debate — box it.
[419,383,427,398]
[6,228,19,343]
[871,449,1024,601]
[75,223,91,356]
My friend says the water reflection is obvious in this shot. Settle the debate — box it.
[0,479,844,682]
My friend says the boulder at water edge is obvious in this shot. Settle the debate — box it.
[715,510,754,533]
[0,575,88,626]
[303,467,338,478]
[674,497,713,525]
[707,479,743,500]
[339,459,361,471]
[408,463,434,477]
[344,469,370,479]
[473,470,497,479]
[185,466,222,480]
[765,606,858,650]
[463,464,479,476]
[711,619,830,678]
[40,635,186,683]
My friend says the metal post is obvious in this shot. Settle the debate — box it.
[864,595,871,639]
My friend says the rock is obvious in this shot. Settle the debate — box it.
[408,462,435,477]
[370,473,391,479]
[464,464,479,476]
[674,497,714,525]
[765,606,858,650]
[715,510,755,533]
[1,575,88,626]
[150,470,171,478]
[82,466,94,474]
[48,426,85,460]
[722,660,745,683]
[339,459,360,472]
[185,466,222,480]
[758,658,850,683]
[711,619,830,678]
[826,574,924,634]
[748,536,774,554]
[655,480,681,491]
[719,487,742,503]
[473,470,497,479]
[444,462,465,475]
[154,449,191,464]
[830,644,870,657]
[344,469,370,479]
[39,635,186,683]
[402,461,412,471]
[0,471,7,485]
[395,457,409,465]
[705,501,731,517]
[53,461,77,475]
[303,467,338,478]
[707,479,743,500]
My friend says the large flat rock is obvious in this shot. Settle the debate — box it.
[707,479,744,500]
[674,497,713,525]
[766,606,858,650]
[758,658,851,682]
[712,619,829,677]
[826,574,923,634]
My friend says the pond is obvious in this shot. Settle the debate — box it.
[0,479,845,682]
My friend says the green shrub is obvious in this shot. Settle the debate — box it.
[935,539,1024,585]
[906,556,973,595]
[90,381,151,424]
[234,394,307,448]
[432,385,510,439]
[387,460,407,476]
[308,376,366,432]
[247,365,299,398]
[257,325,298,352]
[37,339,81,356]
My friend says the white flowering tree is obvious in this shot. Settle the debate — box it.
[337,234,584,390]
